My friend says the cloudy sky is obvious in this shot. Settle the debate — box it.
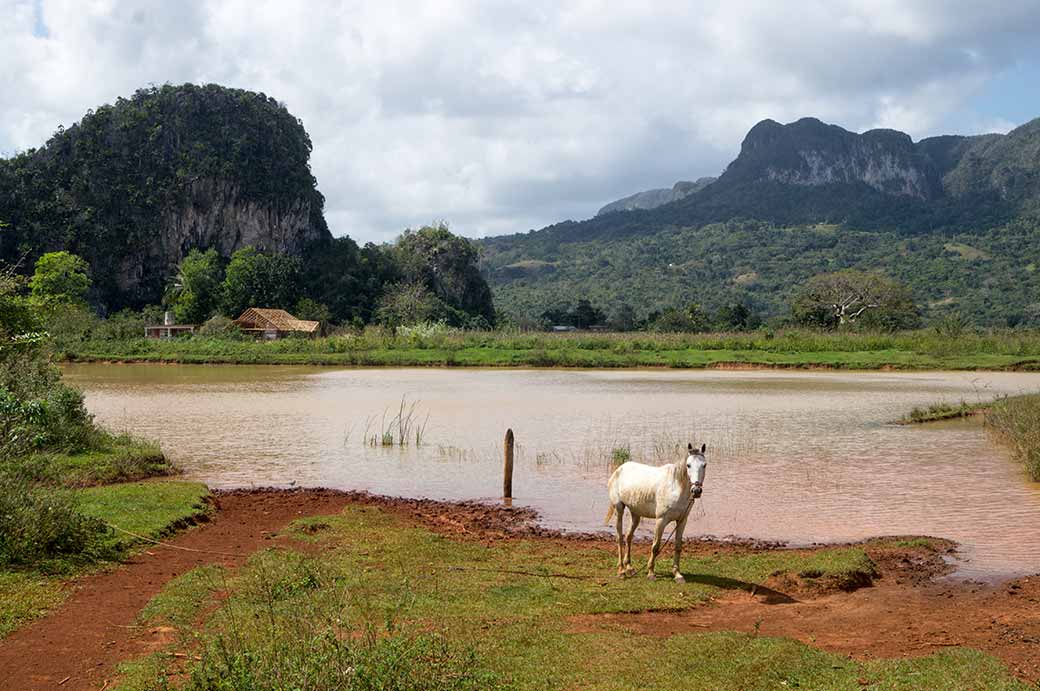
[3,1,1040,243]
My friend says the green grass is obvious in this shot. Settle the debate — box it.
[110,504,1028,690]
[75,481,211,551]
[138,564,228,629]
[0,481,210,640]
[987,394,1040,481]
[25,433,172,487]
[899,400,982,424]
[58,327,1040,370]
[0,571,66,638]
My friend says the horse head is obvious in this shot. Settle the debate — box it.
[686,443,707,498]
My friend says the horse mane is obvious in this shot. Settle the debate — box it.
[670,458,690,484]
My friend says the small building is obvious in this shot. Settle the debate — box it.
[145,311,196,339]
[233,308,321,339]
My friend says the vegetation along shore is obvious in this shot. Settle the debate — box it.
[56,327,1040,371]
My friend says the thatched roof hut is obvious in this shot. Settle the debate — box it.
[233,308,320,339]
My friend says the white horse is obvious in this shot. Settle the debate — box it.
[605,443,707,582]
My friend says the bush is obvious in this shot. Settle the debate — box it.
[198,315,242,338]
[91,306,164,340]
[0,478,109,567]
[0,384,96,461]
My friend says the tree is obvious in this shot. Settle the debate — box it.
[608,303,638,331]
[302,237,398,325]
[389,224,495,326]
[294,297,332,332]
[167,248,224,324]
[715,301,759,331]
[791,270,919,330]
[220,247,301,317]
[28,252,91,308]
[375,281,451,327]
[572,299,605,328]
[651,302,711,332]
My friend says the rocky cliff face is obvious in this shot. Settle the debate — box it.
[721,118,945,199]
[719,116,1040,206]
[109,177,329,298]
[0,84,332,309]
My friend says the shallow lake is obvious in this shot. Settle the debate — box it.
[64,364,1040,580]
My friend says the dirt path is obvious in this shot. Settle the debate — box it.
[3,489,1039,688]
[0,490,357,691]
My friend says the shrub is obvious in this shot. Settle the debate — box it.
[198,315,242,338]
[0,478,109,567]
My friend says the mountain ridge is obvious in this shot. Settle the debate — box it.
[481,115,1040,326]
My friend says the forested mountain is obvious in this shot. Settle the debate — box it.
[0,83,496,327]
[482,117,1040,326]
[0,84,331,310]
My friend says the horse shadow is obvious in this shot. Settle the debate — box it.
[680,573,799,604]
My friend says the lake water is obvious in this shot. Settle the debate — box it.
[64,364,1040,580]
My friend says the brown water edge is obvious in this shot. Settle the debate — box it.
[64,364,1040,580]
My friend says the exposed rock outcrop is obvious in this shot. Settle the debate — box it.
[0,83,332,310]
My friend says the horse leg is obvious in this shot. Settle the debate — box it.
[624,513,641,576]
[646,518,666,580]
[672,516,688,583]
[615,504,626,577]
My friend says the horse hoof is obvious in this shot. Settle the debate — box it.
[647,572,656,581]
[674,574,686,584]
[625,567,636,577]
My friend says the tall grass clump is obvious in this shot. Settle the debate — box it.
[362,396,430,447]
[987,394,1040,481]
[901,400,979,424]
[610,446,631,466]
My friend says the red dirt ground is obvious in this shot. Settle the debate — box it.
[1,489,1038,689]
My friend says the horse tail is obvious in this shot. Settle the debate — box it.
[604,502,616,525]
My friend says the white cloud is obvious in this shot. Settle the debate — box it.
[2,0,1039,242]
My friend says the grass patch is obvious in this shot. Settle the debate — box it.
[75,481,211,552]
[109,504,1028,690]
[0,571,66,638]
[899,399,982,424]
[59,327,1040,371]
[138,564,228,629]
[24,433,172,487]
[987,394,1040,481]
[0,481,210,640]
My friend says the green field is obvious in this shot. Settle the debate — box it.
[108,505,1029,691]
[59,328,1040,370]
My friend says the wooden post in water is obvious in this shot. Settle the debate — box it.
[503,428,514,499]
